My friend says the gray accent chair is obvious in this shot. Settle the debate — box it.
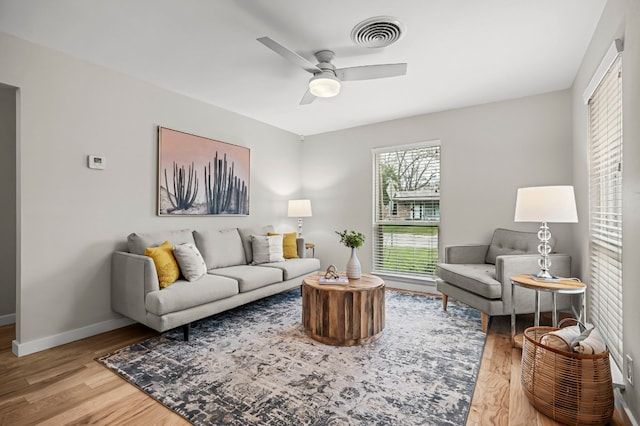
[435,228,572,332]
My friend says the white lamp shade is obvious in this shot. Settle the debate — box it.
[288,199,312,217]
[308,74,341,97]
[514,186,578,223]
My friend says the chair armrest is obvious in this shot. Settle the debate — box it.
[444,244,490,264]
[296,237,305,258]
[111,251,159,324]
[495,253,572,312]
[495,253,572,283]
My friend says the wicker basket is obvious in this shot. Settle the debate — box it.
[521,325,614,425]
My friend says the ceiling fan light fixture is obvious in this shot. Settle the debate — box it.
[308,74,341,97]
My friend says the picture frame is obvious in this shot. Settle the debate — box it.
[158,127,250,216]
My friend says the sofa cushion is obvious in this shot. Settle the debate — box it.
[268,232,299,259]
[485,228,554,265]
[209,265,283,293]
[282,233,299,259]
[128,229,195,255]
[251,234,285,264]
[194,228,246,269]
[261,258,321,281]
[173,242,207,282]
[238,225,275,264]
[145,274,239,316]
[144,241,180,288]
[436,263,501,299]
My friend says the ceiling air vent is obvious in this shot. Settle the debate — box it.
[351,16,405,48]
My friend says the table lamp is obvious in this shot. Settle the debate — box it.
[514,186,578,279]
[288,199,312,237]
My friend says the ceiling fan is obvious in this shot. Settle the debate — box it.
[257,36,408,105]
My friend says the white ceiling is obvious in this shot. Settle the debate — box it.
[0,0,606,136]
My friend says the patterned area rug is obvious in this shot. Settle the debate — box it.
[99,289,486,425]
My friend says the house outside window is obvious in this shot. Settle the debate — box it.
[372,141,440,279]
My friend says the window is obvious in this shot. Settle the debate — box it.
[372,141,440,279]
[587,49,623,367]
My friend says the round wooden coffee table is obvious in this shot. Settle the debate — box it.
[302,273,385,346]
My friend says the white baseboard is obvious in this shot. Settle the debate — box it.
[12,317,135,357]
[382,279,438,294]
[387,281,438,294]
[370,272,439,294]
[0,313,16,326]
[615,388,639,426]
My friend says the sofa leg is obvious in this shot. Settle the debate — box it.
[481,312,489,333]
[182,324,190,341]
[442,294,448,311]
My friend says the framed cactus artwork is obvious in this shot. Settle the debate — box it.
[158,127,250,216]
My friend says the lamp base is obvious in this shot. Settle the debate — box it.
[534,270,556,280]
[536,221,553,279]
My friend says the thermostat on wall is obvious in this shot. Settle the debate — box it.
[88,155,106,170]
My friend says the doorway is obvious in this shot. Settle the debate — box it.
[0,84,18,347]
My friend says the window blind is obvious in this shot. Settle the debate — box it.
[372,142,440,279]
[587,54,623,368]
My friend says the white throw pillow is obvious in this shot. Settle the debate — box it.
[173,242,207,281]
[250,234,285,264]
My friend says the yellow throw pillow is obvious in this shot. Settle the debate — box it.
[145,241,180,288]
[268,232,299,259]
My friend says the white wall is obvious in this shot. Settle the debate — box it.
[0,32,302,352]
[571,0,640,418]
[0,86,16,324]
[302,91,575,286]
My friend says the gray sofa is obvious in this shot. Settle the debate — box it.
[436,228,572,332]
[111,225,320,339]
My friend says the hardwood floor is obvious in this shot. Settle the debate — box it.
[0,324,187,425]
[468,314,629,426]
[0,312,630,425]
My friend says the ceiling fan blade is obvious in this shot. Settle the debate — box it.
[257,37,321,74]
[300,89,316,105]
[335,63,407,81]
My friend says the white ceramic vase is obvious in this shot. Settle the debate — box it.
[346,247,361,279]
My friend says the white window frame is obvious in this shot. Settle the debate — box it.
[584,39,623,369]
[371,140,441,281]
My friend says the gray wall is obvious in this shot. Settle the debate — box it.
[301,91,575,287]
[571,0,640,417]
[0,86,16,323]
[0,32,303,347]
